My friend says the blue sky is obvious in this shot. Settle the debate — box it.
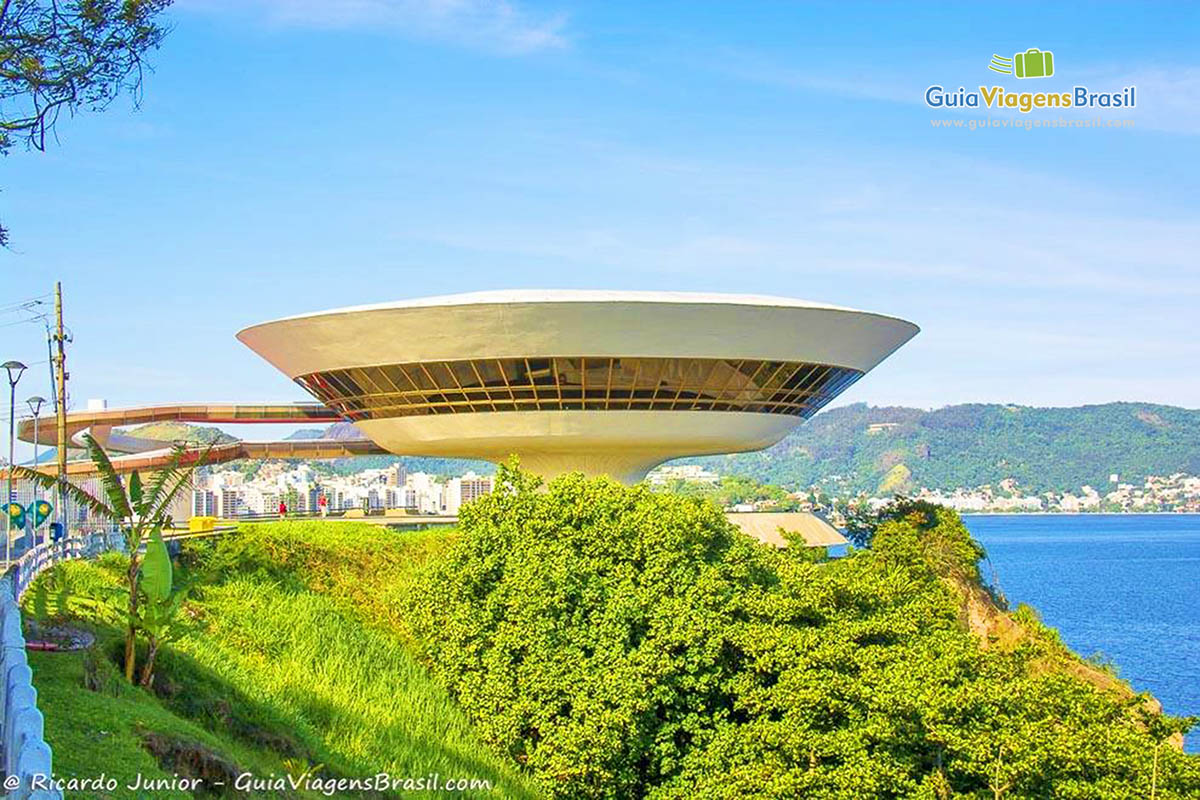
[2,1,1198,452]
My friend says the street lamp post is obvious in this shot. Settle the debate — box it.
[27,396,46,546]
[3,360,28,567]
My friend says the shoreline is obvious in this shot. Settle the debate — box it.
[960,511,1200,517]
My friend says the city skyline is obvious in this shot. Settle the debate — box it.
[3,2,1198,465]
[187,458,1200,521]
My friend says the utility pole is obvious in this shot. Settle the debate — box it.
[52,282,68,533]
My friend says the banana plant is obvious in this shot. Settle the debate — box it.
[136,525,193,686]
[11,433,209,683]
[51,530,195,687]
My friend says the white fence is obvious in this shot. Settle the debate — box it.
[0,533,123,799]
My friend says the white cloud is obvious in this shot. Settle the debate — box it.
[708,47,919,104]
[180,0,568,54]
[384,141,1200,297]
[1081,66,1200,135]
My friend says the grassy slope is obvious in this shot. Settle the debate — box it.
[23,524,538,800]
[29,647,298,800]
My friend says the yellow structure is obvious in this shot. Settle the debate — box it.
[726,512,848,548]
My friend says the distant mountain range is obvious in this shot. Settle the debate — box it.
[285,422,366,442]
[106,402,1200,493]
[686,402,1200,494]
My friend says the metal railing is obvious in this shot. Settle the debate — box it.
[229,509,412,521]
[0,530,128,799]
[11,541,82,603]
[0,524,229,798]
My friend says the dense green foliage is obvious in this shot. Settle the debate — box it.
[687,401,1200,494]
[25,526,536,799]
[655,474,806,509]
[409,465,1200,799]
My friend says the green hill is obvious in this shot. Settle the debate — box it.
[116,402,1200,492]
[126,421,238,445]
[684,402,1200,494]
[318,454,494,477]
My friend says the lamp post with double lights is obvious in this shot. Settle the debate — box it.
[3,360,27,566]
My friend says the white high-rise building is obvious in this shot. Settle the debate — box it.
[192,490,216,517]
[216,488,242,517]
[444,471,493,514]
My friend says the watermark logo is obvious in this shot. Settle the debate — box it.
[989,49,1055,78]
[924,47,1134,117]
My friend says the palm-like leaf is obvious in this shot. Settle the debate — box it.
[150,468,194,528]
[141,525,172,603]
[14,435,211,687]
[146,441,215,528]
[141,442,189,518]
[129,471,146,517]
[82,433,132,520]
[7,465,115,520]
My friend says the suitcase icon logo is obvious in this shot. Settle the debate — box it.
[988,48,1055,79]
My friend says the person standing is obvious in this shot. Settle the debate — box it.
[318,493,328,517]
[278,500,287,520]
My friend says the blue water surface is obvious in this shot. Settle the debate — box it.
[962,514,1200,752]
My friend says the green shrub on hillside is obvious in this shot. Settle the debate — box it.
[410,466,761,798]
[408,464,1200,799]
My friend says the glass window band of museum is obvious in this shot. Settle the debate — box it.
[296,357,863,420]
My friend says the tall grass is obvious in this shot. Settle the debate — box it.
[25,522,538,799]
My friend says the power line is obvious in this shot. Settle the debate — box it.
[0,297,51,315]
[0,316,49,330]
[0,298,48,307]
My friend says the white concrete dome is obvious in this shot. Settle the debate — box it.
[237,291,918,482]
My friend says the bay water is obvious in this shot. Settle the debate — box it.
[963,513,1200,752]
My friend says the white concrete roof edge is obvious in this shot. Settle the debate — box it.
[237,290,919,336]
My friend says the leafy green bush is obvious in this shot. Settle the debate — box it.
[408,466,761,798]
[408,464,1200,799]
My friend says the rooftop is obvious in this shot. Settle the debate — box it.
[240,290,915,333]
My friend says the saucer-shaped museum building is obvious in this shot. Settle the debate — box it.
[237,291,918,483]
